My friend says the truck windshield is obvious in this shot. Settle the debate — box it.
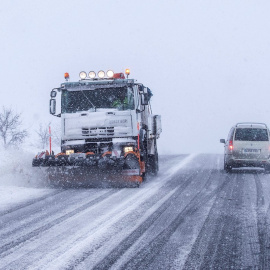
[61,87,134,113]
[234,128,269,141]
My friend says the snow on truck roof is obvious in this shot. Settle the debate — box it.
[61,79,135,90]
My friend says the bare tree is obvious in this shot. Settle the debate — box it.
[51,123,61,147]
[36,123,50,149]
[0,107,28,148]
[35,122,61,149]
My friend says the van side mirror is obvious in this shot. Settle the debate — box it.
[50,99,56,115]
[220,139,226,144]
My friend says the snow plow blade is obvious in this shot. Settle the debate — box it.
[32,152,144,187]
[45,167,142,187]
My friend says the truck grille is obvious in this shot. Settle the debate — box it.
[82,127,114,137]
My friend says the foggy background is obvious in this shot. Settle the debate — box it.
[1,0,270,154]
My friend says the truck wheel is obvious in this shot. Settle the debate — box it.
[148,153,158,176]
[124,154,140,170]
[156,153,159,172]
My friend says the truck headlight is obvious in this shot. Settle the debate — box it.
[66,150,74,155]
[124,146,133,153]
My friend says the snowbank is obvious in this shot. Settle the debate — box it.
[0,147,54,212]
[0,147,48,188]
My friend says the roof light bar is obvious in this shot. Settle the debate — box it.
[79,71,87,79]
[89,71,96,79]
[76,69,129,80]
[107,70,114,78]
[98,70,105,78]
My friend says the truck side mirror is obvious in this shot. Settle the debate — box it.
[51,90,57,98]
[141,93,149,105]
[50,99,56,115]
[220,139,225,144]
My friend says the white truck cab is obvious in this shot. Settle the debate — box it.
[34,70,162,185]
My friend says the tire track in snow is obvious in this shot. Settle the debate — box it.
[0,156,186,243]
[0,155,195,270]
[25,184,180,270]
[181,172,237,269]
[183,170,263,270]
[0,189,118,257]
[239,174,260,269]
[30,155,197,270]
[152,155,225,270]
[205,173,244,269]
[0,189,111,245]
[71,173,199,270]
[255,173,270,269]
[116,167,228,270]
[0,189,63,217]
[89,157,216,270]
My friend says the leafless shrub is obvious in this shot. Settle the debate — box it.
[51,124,61,147]
[36,123,51,149]
[36,122,61,149]
[0,107,28,148]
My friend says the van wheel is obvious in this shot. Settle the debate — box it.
[265,165,270,173]
[224,162,232,173]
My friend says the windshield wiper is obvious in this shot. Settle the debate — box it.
[80,90,96,112]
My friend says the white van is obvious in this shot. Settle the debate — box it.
[220,123,270,172]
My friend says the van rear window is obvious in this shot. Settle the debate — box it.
[234,128,269,141]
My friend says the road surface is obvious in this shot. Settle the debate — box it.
[0,154,270,269]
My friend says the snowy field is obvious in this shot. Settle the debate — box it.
[0,149,52,212]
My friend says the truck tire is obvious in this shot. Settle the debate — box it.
[148,153,158,176]
[124,154,140,170]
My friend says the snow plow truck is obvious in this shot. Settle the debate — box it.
[32,69,162,186]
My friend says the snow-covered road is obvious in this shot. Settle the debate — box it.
[1,154,270,269]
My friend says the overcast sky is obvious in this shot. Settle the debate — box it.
[1,0,270,154]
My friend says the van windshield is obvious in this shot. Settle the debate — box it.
[234,128,269,141]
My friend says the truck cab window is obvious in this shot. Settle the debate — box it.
[61,87,135,113]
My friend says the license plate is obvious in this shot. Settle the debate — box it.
[122,169,140,175]
[243,149,260,153]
